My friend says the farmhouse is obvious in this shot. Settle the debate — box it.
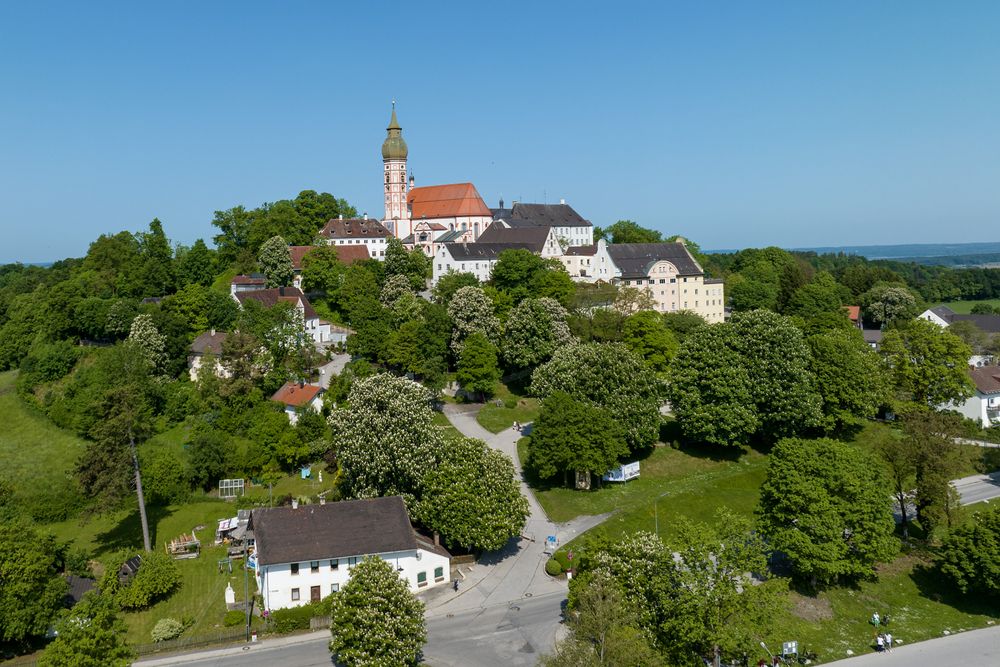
[188,329,230,382]
[232,286,333,346]
[270,382,324,424]
[250,496,451,611]
[950,365,1000,428]
[319,216,393,261]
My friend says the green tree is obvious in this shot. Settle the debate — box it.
[328,374,443,498]
[176,238,216,287]
[807,327,890,430]
[528,391,628,486]
[0,518,68,645]
[541,572,659,667]
[38,592,134,667]
[212,205,255,267]
[447,286,501,356]
[100,550,180,610]
[502,297,572,370]
[730,310,823,438]
[531,342,665,452]
[756,438,897,587]
[301,244,347,295]
[903,410,965,534]
[861,282,919,327]
[621,310,678,373]
[384,237,428,291]
[258,235,294,288]
[136,218,176,297]
[938,505,1000,597]
[328,556,426,667]
[75,343,157,551]
[874,428,918,539]
[432,271,479,304]
[667,324,758,447]
[661,310,706,342]
[416,438,529,551]
[187,427,231,490]
[597,220,662,244]
[880,318,975,406]
[456,332,501,400]
[786,271,848,319]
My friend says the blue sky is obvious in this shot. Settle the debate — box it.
[2,1,999,263]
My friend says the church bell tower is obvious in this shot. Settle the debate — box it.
[381,103,410,238]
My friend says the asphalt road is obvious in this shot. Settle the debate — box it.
[953,470,1000,506]
[828,623,1000,665]
[136,594,565,667]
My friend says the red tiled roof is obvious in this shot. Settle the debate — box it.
[844,305,861,322]
[970,366,1000,395]
[407,183,491,220]
[289,246,317,270]
[234,287,318,320]
[334,245,373,265]
[271,382,324,407]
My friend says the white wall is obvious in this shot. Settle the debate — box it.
[325,237,388,260]
[257,548,450,610]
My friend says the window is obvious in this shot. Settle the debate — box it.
[290,563,299,575]
[330,583,340,594]
[348,557,358,568]
[434,566,445,582]
[670,278,676,283]
[659,279,665,284]
[291,588,300,601]
[330,559,339,570]
[310,561,319,573]
[417,571,428,587]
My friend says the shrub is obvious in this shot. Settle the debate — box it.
[101,550,181,610]
[503,397,517,409]
[224,610,245,627]
[151,618,184,642]
[545,558,563,577]
[270,604,314,634]
[553,551,572,572]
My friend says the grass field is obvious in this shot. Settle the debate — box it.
[0,370,87,497]
[477,383,540,433]
[934,298,1000,314]
[523,421,1000,663]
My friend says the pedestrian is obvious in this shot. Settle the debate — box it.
[875,634,884,653]
[871,611,880,628]
[453,579,459,592]
[884,632,893,652]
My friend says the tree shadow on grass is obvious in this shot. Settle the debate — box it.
[94,503,174,554]
[658,420,748,463]
[910,561,1000,617]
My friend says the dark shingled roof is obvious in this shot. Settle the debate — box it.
[444,242,533,261]
[970,366,1000,394]
[564,244,597,256]
[476,225,551,252]
[251,496,419,565]
[234,286,318,320]
[930,306,1000,333]
[190,330,228,356]
[491,202,591,228]
[607,242,702,278]
[319,218,392,240]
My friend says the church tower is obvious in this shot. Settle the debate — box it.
[381,103,410,238]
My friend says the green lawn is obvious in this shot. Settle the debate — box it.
[934,298,1000,314]
[433,410,465,441]
[0,370,87,497]
[477,383,541,433]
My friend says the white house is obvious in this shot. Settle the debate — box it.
[319,216,393,261]
[188,330,230,382]
[251,496,451,610]
[232,286,333,346]
[949,366,1000,428]
[561,239,617,283]
[919,306,1000,366]
[489,200,594,249]
[432,242,531,285]
[270,382,325,424]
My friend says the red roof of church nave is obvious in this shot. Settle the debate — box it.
[407,183,491,219]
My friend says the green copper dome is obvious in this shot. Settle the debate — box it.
[381,107,408,160]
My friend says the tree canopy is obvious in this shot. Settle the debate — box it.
[880,318,974,406]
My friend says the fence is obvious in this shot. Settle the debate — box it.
[133,627,251,656]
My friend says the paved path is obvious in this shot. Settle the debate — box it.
[955,436,1000,449]
[953,470,1000,505]
[315,353,350,389]
[827,623,1000,665]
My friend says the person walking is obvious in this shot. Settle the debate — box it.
[884,632,893,653]
[875,634,885,653]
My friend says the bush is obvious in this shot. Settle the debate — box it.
[503,397,517,409]
[270,603,319,634]
[553,551,572,572]
[101,550,181,610]
[20,478,84,522]
[224,610,245,627]
[545,558,563,577]
[151,618,184,642]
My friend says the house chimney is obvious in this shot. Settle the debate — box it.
[299,379,305,389]
[339,214,343,220]
[559,198,566,205]
[363,212,368,220]
[433,531,440,546]
[319,497,326,505]
[499,197,504,209]
[210,328,215,337]
[291,498,299,510]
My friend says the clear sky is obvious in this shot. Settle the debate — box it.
[2,1,999,263]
